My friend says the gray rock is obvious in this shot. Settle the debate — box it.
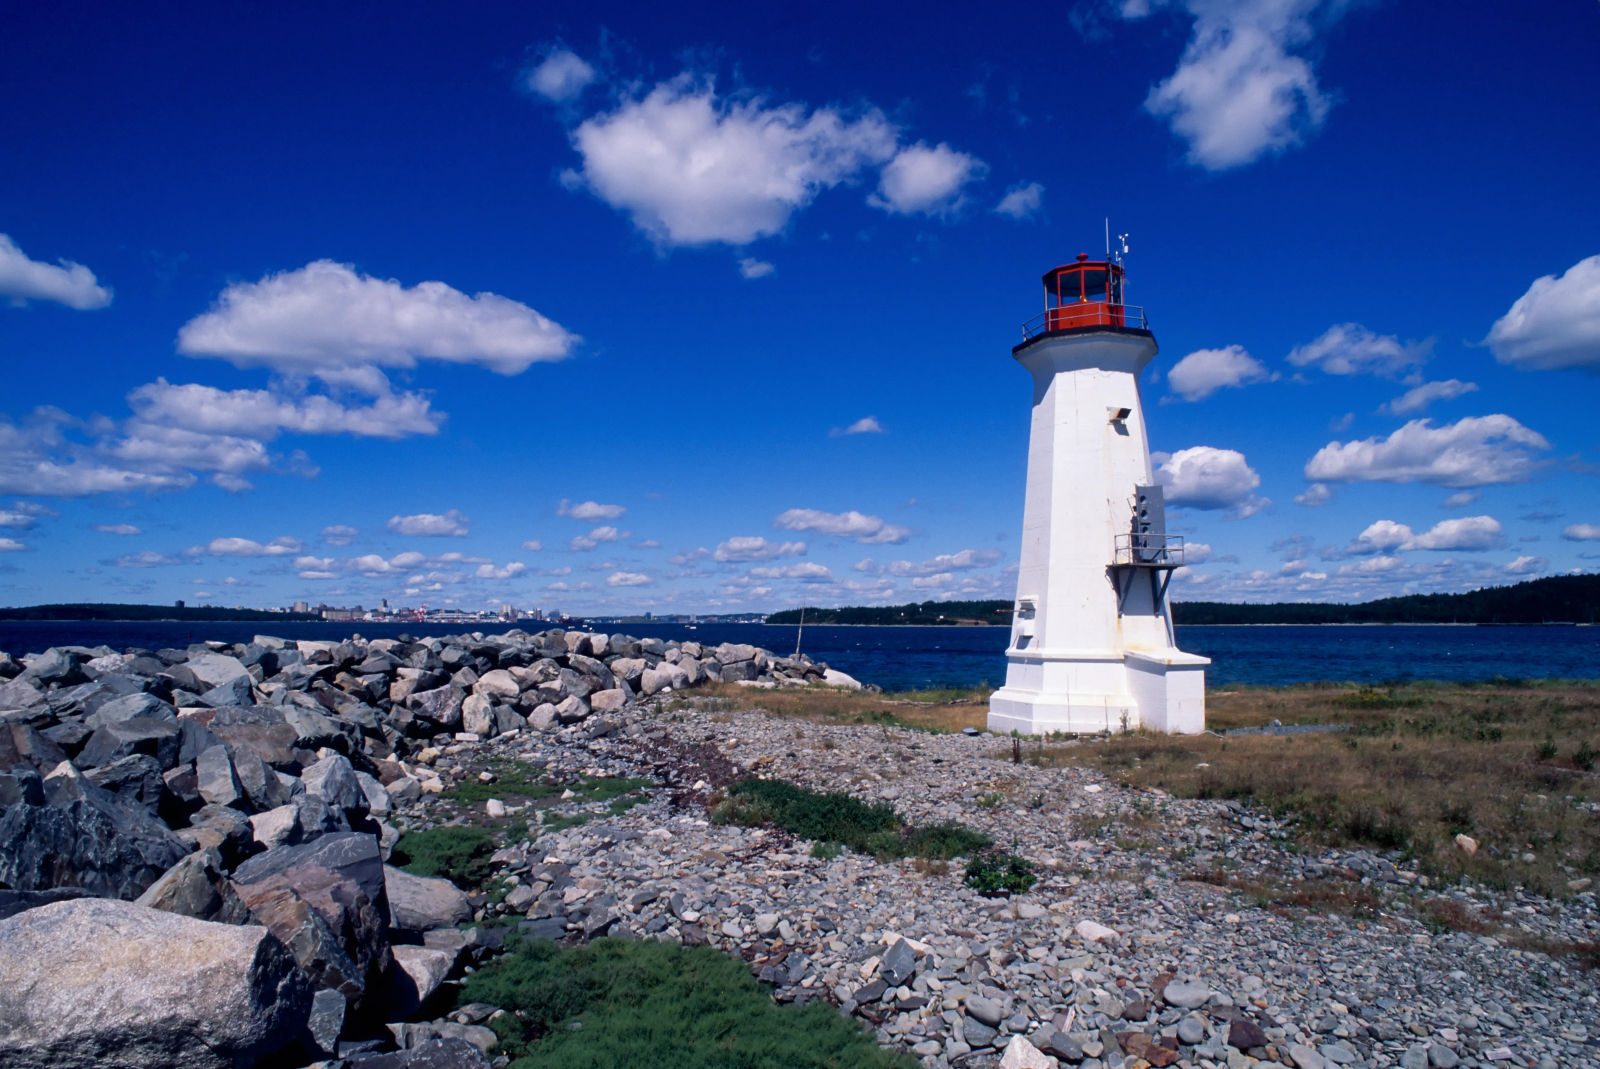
[966,992,1007,1026]
[386,944,455,1016]
[1039,1031,1085,1061]
[1287,1043,1327,1069]
[880,937,918,986]
[303,987,346,1058]
[407,686,463,730]
[302,753,366,816]
[1177,1016,1206,1045]
[1429,1045,1460,1068]
[185,652,251,690]
[1162,979,1211,1009]
[461,693,495,736]
[196,744,244,807]
[349,1036,492,1068]
[385,864,472,932]
[0,897,311,1068]
[135,848,246,922]
[555,694,590,723]
[77,718,182,770]
[250,804,302,849]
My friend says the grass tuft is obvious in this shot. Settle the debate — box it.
[712,777,990,861]
[391,825,500,889]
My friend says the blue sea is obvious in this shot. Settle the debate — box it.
[2,620,1598,692]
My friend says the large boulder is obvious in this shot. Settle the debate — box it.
[385,865,472,933]
[0,897,312,1069]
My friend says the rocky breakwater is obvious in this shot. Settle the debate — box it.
[0,628,849,1067]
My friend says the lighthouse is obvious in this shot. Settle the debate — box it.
[988,253,1208,735]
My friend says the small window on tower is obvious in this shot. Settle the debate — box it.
[1082,270,1107,300]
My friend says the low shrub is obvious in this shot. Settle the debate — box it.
[391,825,499,889]
[460,936,917,1069]
[714,777,991,861]
[964,847,1037,896]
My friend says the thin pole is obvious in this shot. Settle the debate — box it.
[1105,218,1110,258]
[794,603,805,658]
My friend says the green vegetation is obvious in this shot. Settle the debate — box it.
[963,847,1038,896]
[448,768,652,808]
[391,825,499,889]
[461,936,917,1069]
[767,575,1600,627]
[0,601,320,622]
[712,777,990,861]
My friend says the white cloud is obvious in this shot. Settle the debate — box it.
[773,507,910,544]
[1184,542,1213,564]
[557,498,625,520]
[1305,415,1551,488]
[1137,0,1339,170]
[387,510,469,537]
[321,524,357,545]
[1504,555,1547,575]
[475,562,527,579]
[887,549,1001,576]
[0,505,45,529]
[105,424,272,487]
[0,537,24,552]
[1288,323,1429,378]
[910,572,955,590]
[568,77,899,246]
[1441,491,1479,509]
[128,379,441,440]
[526,48,597,102]
[94,523,142,535]
[830,416,885,437]
[0,234,112,309]
[1155,446,1266,514]
[569,525,625,551]
[1294,482,1332,507]
[1406,515,1503,551]
[714,536,807,562]
[750,562,833,580]
[0,414,198,497]
[1166,344,1273,401]
[870,142,984,216]
[188,535,303,557]
[1382,379,1478,416]
[113,550,178,568]
[177,260,578,380]
[1563,523,1600,541]
[606,571,653,587]
[1351,519,1413,554]
[994,182,1044,219]
[669,547,710,565]
[1486,255,1600,373]
[738,258,776,280]
[520,539,543,551]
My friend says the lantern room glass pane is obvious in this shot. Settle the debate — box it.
[1082,269,1107,300]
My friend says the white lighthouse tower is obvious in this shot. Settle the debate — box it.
[988,253,1208,735]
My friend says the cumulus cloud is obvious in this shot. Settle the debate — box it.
[520,539,543,551]
[0,504,48,529]
[474,562,527,579]
[0,413,198,497]
[0,234,112,309]
[557,498,625,521]
[1563,523,1600,541]
[113,550,178,568]
[1133,0,1343,170]
[188,535,302,557]
[1294,482,1332,507]
[606,571,653,587]
[887,549,1001,577]
[0,537,24,552]
[738,258,776,280]
[1346,516,1503,554]
[1305,415,1551,488]
[1288,323,1430,378]
[525,48,597,102]
[569,525,625,551]
[714,536,806,563]
[1155,446,1267,514]
[1382,379,1478,416]
[1165,344,1273,401]
[830,416,885,437]
[387,510,469,537]
[1441,491,1479,509]
[1504,555,1547,575]
[750,562,833,580]
[321,524,357,545]
[1486,255,1600,372]
[177,260,579,381]
[567,77,900,246]
[870,143,985,216]
[128,379,441,440]
[94,523,142,535]
[773,508,909,544]
[994,182,1044,219]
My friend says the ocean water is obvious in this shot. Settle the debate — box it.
[2,620,1598,692]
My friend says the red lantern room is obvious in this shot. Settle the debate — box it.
[1029,253,1146,337]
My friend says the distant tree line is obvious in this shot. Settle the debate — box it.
[768,575,1600,627]
[0,603,322,622]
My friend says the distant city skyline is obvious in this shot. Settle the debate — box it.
[2,1,1597,615]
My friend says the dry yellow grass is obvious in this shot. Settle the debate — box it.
[688,682,990,734]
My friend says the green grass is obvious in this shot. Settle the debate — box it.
[392,825,500,889]
[450,769,653,808]
[964,847,1038,897]
[462,936,917,1069]
[712,777,991,861]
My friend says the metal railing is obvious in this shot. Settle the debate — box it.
[1113,532,1185,567]
[1021,304,1148,341]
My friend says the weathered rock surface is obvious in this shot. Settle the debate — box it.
[0,897,311,1069]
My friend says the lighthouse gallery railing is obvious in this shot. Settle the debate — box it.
[1113,532,1185,567]
[1021,304,1149,341]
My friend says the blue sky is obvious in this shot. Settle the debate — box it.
[2,0,1598,615]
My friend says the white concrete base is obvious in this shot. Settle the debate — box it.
[987,647,1210,735]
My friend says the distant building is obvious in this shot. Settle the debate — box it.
[293,601,309,614]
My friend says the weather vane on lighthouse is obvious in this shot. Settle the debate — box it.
[988,235,1209,735]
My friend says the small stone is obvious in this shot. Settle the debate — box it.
[1453,833,1478,855]
[1000,1035,1053,1069]
[1429,1045,1460,1068]
[1287,1043,1327,1069]
[1178,1016,1206,1045]
[485,799,506,818]
[966,993,1006,1027]
[1229,1019,1268,1050]
[1075,920,1119,943]
[1162,979,1210,1009]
